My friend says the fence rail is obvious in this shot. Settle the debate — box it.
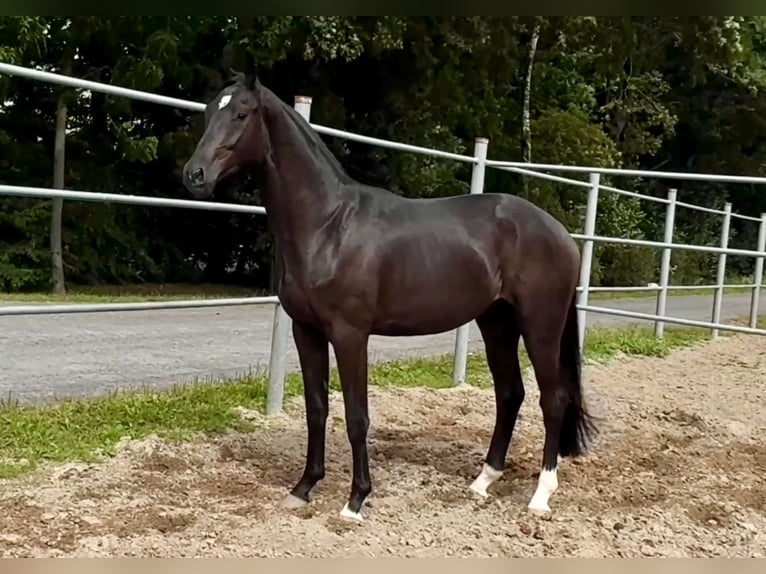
[0,62,207,111]
[570,232,766,259]
[577,304,765,336]
[0,184,267,215]
[580,283,758,293]
[0,296,279,316]
[485,158,766,186]
[0,61,478,165]
[2,60,765,414]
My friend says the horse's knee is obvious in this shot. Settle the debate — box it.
[345,413,369,444]
[499,383,525,411]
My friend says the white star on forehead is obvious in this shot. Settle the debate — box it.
[218,94,232,110]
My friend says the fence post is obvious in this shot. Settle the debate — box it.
[265,94,313,415]
[749,212,766,328]
[711,201,732,338]
[576,173,600,354]
[654,188,677,338]
[452,137,489,386]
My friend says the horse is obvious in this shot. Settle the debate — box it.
[181,71,597,522]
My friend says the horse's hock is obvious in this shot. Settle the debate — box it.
[0,333,764,557]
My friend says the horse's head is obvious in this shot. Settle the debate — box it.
[183,70,268,199]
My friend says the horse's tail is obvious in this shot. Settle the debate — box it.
[557,291,597,458]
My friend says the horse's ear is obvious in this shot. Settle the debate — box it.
[250,75,264,106]
[221,67,245,86]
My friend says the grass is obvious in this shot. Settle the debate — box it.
[3,318,760,480]
[2,282,763,304]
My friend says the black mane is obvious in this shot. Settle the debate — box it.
[276,97,354,185]
[223,71,353,185]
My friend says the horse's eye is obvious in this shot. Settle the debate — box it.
[237,111,248,120]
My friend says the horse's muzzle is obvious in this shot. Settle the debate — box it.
[182,163,214,198]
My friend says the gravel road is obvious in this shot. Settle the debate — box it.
[1,292,762,404]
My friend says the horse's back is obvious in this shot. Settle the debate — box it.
[414,191,582,301]
[350,186,579,276]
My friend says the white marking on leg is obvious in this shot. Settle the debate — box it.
[218,94,232,110]
[527,467,558,514]
[339,502,364,522]
[469,463,503,498]
[280,493,308,509]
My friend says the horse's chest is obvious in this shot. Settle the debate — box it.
[275,270,338,327]
[276,261,371,330]
[275,278,316,323]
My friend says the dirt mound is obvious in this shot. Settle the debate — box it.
[1,334,764,557]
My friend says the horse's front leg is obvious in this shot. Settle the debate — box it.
[331,326,371,521]
[282,320,330,509]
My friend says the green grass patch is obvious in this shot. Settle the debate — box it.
[578,324,707,360]
[0,320,760,479]
[0,373,289,478]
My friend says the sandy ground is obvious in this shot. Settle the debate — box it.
[0,334,764,557]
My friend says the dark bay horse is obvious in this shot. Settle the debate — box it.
[181,72,596,522]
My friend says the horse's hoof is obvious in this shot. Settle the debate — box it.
[281,493,308,510]
[527,502,551,516]
[468,481,489,498]
[339,502,364,522]
[468,463,502,498]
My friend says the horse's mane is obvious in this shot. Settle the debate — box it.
[277,97,354,185]
[225,72,353,185]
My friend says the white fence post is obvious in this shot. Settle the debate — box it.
[452,137,488,386]
[654,188,678,338]
[265,95,312,415]
[576,173,600,354]
[711,202,732,338]
[749,212,766,328]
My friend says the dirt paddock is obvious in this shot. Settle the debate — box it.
[1,334,764,557]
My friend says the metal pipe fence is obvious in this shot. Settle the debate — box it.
[452,137,488,385]
[581,283,757,293]
[577,304,766,336]
[1,61,765,415]
[0,184,267,215]
[654,188,677,338]
[485,157,766,186]
[0,296,279,316]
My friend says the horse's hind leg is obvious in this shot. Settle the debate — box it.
[469,301,524,498]
[522,294,593,514]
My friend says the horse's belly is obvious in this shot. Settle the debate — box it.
[371,313,481,337]
[372,271,497,336]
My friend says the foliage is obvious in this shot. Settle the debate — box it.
[1,16,766,292]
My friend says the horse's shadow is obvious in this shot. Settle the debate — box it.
[213,421,538,503]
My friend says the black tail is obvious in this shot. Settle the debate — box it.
[557,292,598,458]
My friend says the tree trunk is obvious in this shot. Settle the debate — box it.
[521,22,541,193]
[50,57,71,295]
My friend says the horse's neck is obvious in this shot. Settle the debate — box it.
[258,94,346,265]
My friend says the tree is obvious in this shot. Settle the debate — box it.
[1,16,766,293]
[50,52,71,295]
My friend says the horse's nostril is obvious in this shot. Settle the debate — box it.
[190,167,205,184]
